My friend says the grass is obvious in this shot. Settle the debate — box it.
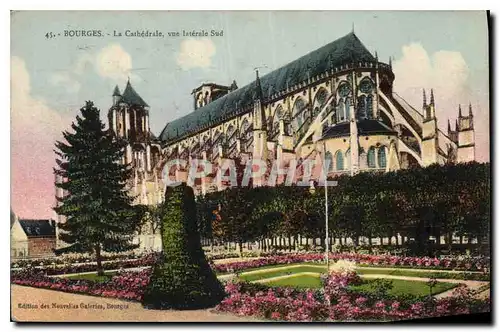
[262,273,457,296]
[230,262,485,281]
[265,274,323,289]
[240,265,326,282]
[356,267,484,280]
[65,271,116,282]
[350,279,457,297]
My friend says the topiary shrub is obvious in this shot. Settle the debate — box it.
[142,184,225,309]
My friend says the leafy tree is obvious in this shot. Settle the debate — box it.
[53,101,143,275]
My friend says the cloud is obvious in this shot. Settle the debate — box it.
[49,72,81,93]
[49,44,138,94]
[176,38,216,70]
[393,43,489,162]
[95,43,135,81]
[393,43,469,106]
[11,56,72,218]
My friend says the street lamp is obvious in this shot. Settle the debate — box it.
[309,177,329,271]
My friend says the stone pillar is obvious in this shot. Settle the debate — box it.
[146,145,151,172]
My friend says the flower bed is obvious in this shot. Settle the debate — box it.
[214,253,490,273]
[216,271,490,322]
[11,260,490,322]
[11,251,146,269]
[11,252,489,278]
[11,268,151,302]
[12,253,159,275]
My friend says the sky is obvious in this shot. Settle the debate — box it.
[11,10,490,219]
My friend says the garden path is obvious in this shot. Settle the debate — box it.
[11,285,260,322]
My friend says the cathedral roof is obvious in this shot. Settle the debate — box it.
[112,85,121,96]
[159,32,375,143]
[121,80,149,107]
[321,119,396,140]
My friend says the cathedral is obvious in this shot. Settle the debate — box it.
[56,32,476,251]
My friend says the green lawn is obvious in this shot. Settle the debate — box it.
[240,265,326,282]
[261,273,457,296]
[65,271,116,282]
[233,262,478,281]
[265,274,323,289]
[350,279,457,297]
[357,267,475,280]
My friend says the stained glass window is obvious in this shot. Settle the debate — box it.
[335,150,344,170]
[367,147,376,168]
[366,95,373,119]
[378,147,387,168]
[325,151,333,172]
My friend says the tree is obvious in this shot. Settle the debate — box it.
[142,183,224,309]
[54,101,143,276]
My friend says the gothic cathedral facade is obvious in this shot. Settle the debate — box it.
[55,32,476,251]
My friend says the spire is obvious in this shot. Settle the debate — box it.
[455,118,459,131]
[422,89,427,108]
[122,79,149,107]
[389,56,392,68]
[112,85,121,96]
[255,69,263,101]
[230,80,238,91]
[375,51,378,61]
[430,89,435,106]
[469,102,473,117]
[459,104,462,117]
[352,22,355,34]
[448,119,452,133]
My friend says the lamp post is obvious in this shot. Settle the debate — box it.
[309,151,330,272]
[323,141,329,271]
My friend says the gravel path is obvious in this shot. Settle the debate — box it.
[11,285,260,322]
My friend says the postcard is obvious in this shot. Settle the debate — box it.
[10,10,491,323]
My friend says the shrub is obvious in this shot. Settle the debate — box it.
[142,184,225,310]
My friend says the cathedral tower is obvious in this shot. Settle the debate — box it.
[457,103,475,162]
[252,70,268,160]
[421,89,438,166]
[108,79,151,169]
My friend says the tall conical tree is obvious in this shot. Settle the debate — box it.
[54,101,142,276]
[142,183,225,310]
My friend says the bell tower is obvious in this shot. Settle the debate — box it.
[457,103,475,162]
[421,89,438,166]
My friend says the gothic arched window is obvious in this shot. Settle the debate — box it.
[335,150,344,171]
[338,82,351,98]
[345,97,351,120]
[367,147,376,168]
[337,98,345,122]
[272,105,283,140]
[357,95,366,119]
[292,98,306,130]
[313,89,328,119]
[325,151,334,172]
[240,119,253,152]
[226,125,237,150]
[366,95,373,119]
[378,147,387,168]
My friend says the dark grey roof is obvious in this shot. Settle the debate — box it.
[113,85,121,96]
[159,32,376,143]
[19,219,56,237]
[122,81,148,107]
[321,120,396,140]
